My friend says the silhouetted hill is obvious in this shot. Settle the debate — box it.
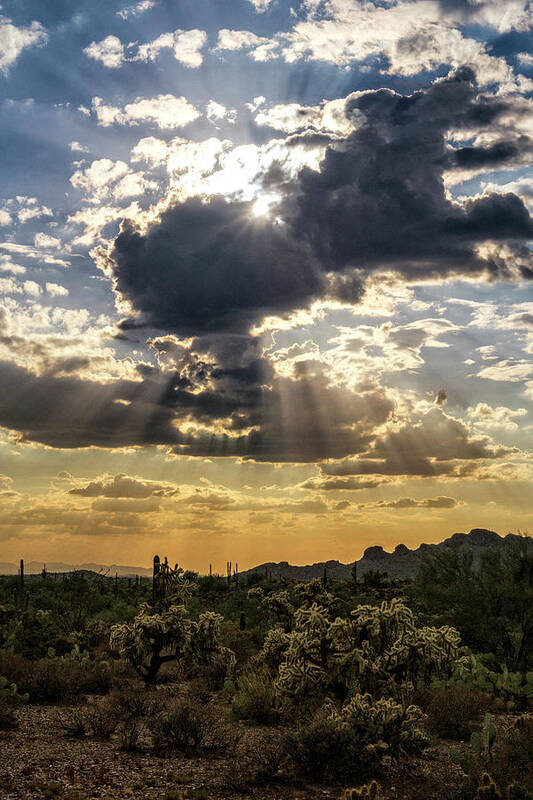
[242,529,530,581]
[0,562,153,578]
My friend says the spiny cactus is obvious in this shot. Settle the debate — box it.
[476,774,503,800]
[343,780,381,799]
[332,693,428,757]
[110,604,234,684]
[260,590,295,631]
[270,598,460,703]
[257,627,291,671]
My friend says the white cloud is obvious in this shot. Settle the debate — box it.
[0,277,22,294]
[70,159,130,196]
[0,242,70,266]
[0,198,53,226]
[247,0,275,12]
[206,100,236,124]
[255,97,352,134]
[216,1,531,92]
[34,232,61,249]
[0,14,47,74]
[46,283,69,297]
[23,280,42,297]
[478,360,533,382]
[216,29,270,52]
[117,0,157,20]
[84,35,125,68]
[69,201,141,246]
[91,94,200,129]
[0,255,25,275]
[70,141,89,153]
[136,28,206,68]
[467,403,528,433]
[481,176,533,210]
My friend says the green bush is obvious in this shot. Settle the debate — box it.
[151,698,213,753]
[112,687,159,751]
[231,670,280,724]
[225,730,285,788]
[0,650,114,702]
[285,694,428,783]
[424,685,491,739]
[284,708,371,783]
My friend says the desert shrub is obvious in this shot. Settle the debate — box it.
[424,685,491,739]
[84,697,120,739]
[113,687,159,751]
[231,669,281,724]
[0,650,113,702]
[285,694,427,783]
[188,676,212,704]
[56,705,87,738]
[285,708,370,784]
[225,730,285,788]
[0,675,27,730]
[6,609,71,659]
[151,698,212,753]
[221,622,260,666]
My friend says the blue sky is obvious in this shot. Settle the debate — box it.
[0,0,532,570]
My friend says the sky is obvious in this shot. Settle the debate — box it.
[0,0,532,572]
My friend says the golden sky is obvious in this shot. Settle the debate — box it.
[0,0,532,571]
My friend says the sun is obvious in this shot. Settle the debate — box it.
[252,193,281,218]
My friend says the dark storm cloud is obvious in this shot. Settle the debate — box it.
[109,197,326,335]
[0,358,394,461]
[105,69,533,343]
[290,69,533,281]
[450,139,531,169]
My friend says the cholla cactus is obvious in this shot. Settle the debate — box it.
[271,598,461,703]
[110,604,234,684]
[343,780,381,799]
[257,627,292,671]
[293,578,336,609]
[336,693,428,756]
[247,586,264,601]
[261,590,295,631]
[110,602,192,684]
[191,611,235,675]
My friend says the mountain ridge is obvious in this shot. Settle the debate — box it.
[0,529,528,580]
[240,529,528,581]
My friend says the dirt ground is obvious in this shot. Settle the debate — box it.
[0,705,470,800]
